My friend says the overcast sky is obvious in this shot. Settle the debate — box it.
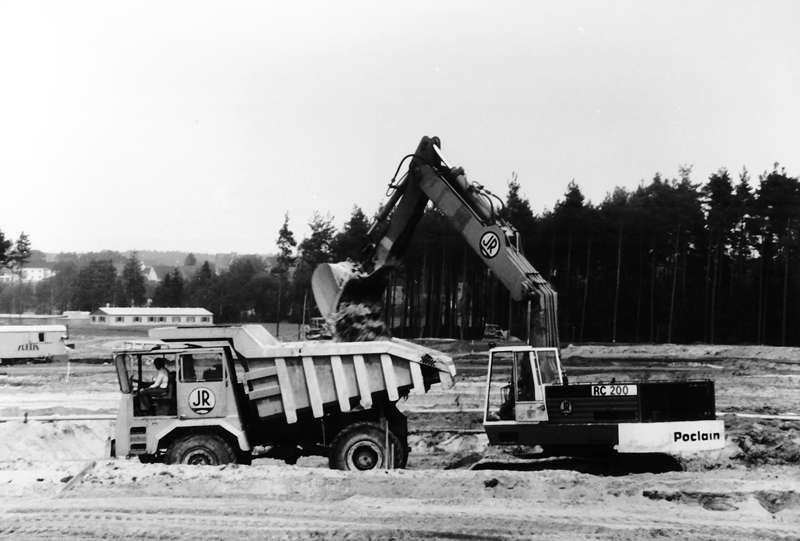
[1,1,798,256]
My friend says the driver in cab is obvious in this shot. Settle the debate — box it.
[139,357,170,411]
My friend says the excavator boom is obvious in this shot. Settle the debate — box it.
[312,136,559,347]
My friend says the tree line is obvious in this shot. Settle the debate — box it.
[281,163,800,347]
[2,161,798,346]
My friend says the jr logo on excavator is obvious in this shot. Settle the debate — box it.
[480,232,500,259]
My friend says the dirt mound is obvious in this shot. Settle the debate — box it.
[723,416,800,467]
[0,421,111,462]
[332,302,391,342]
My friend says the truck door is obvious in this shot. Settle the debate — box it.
[176,350,228,419]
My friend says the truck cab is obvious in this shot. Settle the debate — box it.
[113,345,250,464]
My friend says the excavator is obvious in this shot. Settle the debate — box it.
[312,135,557,347]
[312,136,724,462]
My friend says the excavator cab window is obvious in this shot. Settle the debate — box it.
[516,351,538,402]
[513,350,549,422]
[537,350,562,385]
[485,350,515,422]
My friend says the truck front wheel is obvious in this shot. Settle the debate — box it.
[166,434,236,466]
[329,422,406,471]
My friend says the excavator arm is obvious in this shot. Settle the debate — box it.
[312,136,559,347]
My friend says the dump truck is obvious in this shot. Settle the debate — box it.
[111,324,455,469]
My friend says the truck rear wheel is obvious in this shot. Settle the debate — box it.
[329,422,406,471]
[166,434,236,466]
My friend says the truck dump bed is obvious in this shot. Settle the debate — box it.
[244,340,454,423]
[150,326,455,425]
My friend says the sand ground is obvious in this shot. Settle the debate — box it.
[0,327,798,540]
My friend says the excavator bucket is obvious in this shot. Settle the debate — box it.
[311,263,390,341]
[311,262,359,319]
[311,263,388,317]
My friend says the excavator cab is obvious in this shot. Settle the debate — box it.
[484,346,565,424]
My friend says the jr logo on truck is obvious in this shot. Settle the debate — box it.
[188,387,216,414]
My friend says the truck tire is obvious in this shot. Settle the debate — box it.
[329,422,406,471]
[396,436,409,469]
[166,434,236,466]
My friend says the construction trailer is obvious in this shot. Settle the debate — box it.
[0,325,71,363]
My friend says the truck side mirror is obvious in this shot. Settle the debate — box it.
[115,354,131,394]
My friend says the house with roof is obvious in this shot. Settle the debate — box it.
[147,265,178,283]
[141,266,159,282]
[142,265,200,283]
[0,266,55,284]
[89,307,213,326]
[214,253,236,274]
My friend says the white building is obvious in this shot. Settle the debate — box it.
[89,307,214,326]
[0,267,54,284]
